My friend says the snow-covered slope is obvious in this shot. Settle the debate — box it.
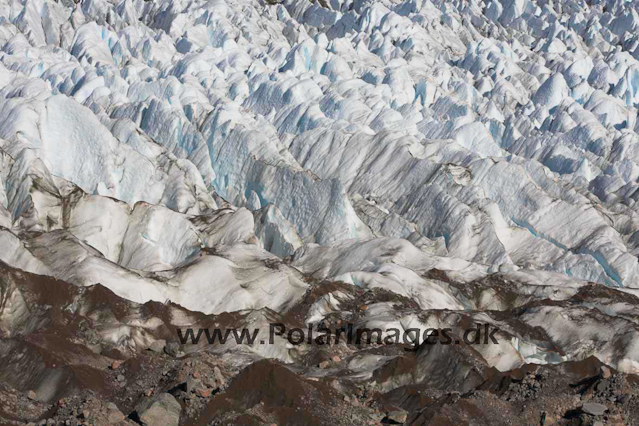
[1,0,639,397]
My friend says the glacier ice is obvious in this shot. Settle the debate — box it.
[0,0,639,382]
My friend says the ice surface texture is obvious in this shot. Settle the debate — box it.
[2,0,639,373]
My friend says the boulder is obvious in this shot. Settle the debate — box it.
[137,393,181,426]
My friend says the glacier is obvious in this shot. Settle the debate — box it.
[1,0,639,423]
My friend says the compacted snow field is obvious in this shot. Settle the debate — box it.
[2,0,639,424]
